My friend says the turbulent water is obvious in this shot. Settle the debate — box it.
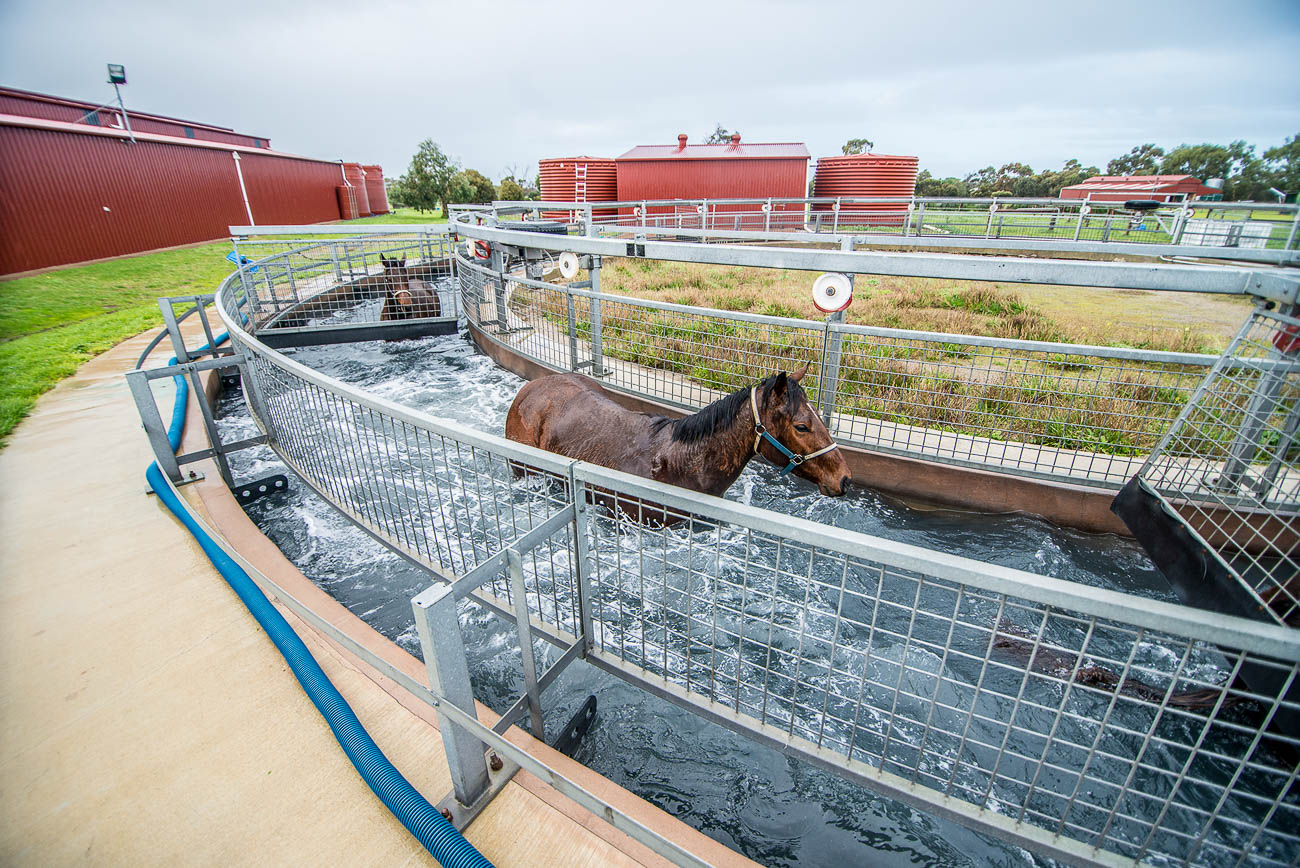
[215,327,1195,868]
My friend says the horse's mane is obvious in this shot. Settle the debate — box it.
[668,374,804,444]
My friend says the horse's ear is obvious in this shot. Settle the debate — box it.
[790,363,810,383]
[765,371,788,401]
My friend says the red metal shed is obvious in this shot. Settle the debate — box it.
[0,112,351,274]
[615,134,810,229]
[1059,175,1219,203]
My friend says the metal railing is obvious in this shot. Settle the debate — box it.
[458,250,1220,490]
[480,196,1300,265]
[228,232,458,335]
[189,235,1300,866]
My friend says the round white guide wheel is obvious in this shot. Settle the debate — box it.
[558,251,580,280]
[812,272,853,313]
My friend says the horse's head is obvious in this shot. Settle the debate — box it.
[755,366,850,497]
[391,279,423,309]
[379,255,408,288]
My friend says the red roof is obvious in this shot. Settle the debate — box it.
[1062,175,1205,192]
[618,141,809,161]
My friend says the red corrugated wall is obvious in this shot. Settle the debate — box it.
[0,120,345,274]
[615,157,808,228]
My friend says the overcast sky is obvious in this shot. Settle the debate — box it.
[2,0,1297,182]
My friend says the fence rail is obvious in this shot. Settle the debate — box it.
[473,195,1300,265]
[190,235,1300,866]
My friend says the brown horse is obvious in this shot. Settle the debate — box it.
[505,369,850,508]
[378,255,441,321]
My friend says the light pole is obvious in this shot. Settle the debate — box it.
[106,63,135,143]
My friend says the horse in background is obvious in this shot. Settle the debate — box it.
[378,254,441,321]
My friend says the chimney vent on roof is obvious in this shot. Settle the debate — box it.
[730,133,741,148]
[677,133,688,150]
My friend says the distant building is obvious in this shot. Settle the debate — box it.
[615,134,810,229]
[0,86,382,275]
[1058,174,1221,204]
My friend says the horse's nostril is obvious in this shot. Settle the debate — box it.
[840,474,850,491]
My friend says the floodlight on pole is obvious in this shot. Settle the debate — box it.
[106,63,135,143]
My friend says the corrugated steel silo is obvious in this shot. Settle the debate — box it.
[363,164,389,213]
[812,154,918,226]
[343,163,372,217]
[538,157,617,220]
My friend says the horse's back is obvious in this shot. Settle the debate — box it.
[506,374,655,475]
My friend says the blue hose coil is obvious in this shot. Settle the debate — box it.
[149,334,493,867]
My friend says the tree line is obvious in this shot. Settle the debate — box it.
[915,134,1299,201]
[386,139,539,217]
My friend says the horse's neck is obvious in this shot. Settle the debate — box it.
[655,408,756,496]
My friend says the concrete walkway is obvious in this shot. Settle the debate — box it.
[0,323,749,867]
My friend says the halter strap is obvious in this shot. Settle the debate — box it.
[749,386,839,477]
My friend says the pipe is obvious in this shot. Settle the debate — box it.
[231,152,255,226]
[147,333,493,867]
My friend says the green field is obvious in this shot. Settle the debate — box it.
[0,209,446,443]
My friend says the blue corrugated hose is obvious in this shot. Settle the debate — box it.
[147,332,493,867]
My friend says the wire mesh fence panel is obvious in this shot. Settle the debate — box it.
[1135,305,1300,624]
[570,467,1300,866]
[830,325,1216,487]
[237,341,574,593]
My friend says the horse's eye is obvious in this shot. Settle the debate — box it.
[795,424,811,432]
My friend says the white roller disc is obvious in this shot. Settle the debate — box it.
[812,272,853,313]
[558,251,580,280]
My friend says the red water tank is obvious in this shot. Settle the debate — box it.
[337,185,359,220]
[538,157,617,220]
[343,162,372,217]
[812,154,918,226]
[363,164,389,213]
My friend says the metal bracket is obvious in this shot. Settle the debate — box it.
[434,750,521,832]
[234,473,289,505]
[145,469,204,495]
[551,695,597,757]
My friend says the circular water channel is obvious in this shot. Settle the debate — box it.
[217,326,1184,867]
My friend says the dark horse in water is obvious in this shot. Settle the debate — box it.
[378,255,441,321]
[506,368,850,520]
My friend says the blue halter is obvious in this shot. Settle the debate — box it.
[749,386,839,476]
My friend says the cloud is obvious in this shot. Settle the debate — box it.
[1,0,1296,181]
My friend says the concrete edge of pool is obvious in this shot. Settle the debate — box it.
[0,321,752,868]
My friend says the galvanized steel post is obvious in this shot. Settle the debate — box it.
[569,476,596,656]
[588,256,606,375]
[125,371,184,483]
[565,288,579,371]
[816,238,852,429]
[412,584,491,807]
[506,549,546,740]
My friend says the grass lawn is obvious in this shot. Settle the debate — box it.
[0,208,446,444]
